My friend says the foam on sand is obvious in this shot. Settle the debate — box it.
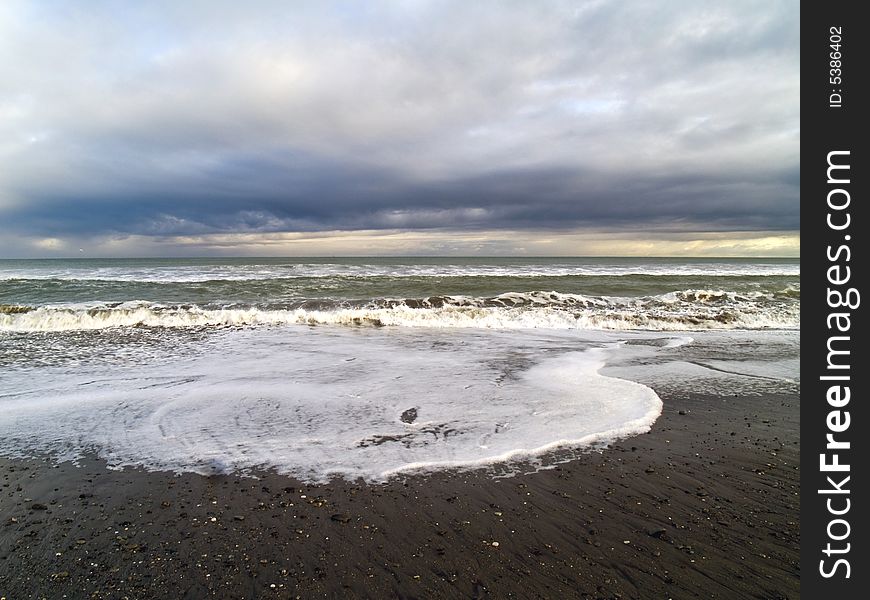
[0,327,663,482]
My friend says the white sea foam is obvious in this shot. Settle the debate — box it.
[0,287,800,332]
[0,328,663,482]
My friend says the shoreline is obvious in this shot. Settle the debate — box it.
[0,390,799,599]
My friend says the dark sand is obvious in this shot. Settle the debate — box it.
[0,391,799,599]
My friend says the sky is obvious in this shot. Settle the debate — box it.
[0,0,799,258]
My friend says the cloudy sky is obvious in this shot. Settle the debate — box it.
[0,0,799,257]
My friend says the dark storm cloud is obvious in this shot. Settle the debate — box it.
[0,0,799,254]
[7,158,798,236]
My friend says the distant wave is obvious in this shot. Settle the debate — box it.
[0,262,800,283]
[0,289,800,332]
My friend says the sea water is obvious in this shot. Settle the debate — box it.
[0,257,799,481]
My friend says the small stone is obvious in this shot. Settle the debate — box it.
[648,527,667,538]
[76,539,86,545]
[233,515,245,521]
[623,540,631,544]
[331,513,352,523]
[30,503,48,511]
[491,541,499,547]
[400,407,418,424]
[678,410,687,415]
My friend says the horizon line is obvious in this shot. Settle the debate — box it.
[1,254,801,260]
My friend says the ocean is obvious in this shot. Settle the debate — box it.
[0,257,799,482]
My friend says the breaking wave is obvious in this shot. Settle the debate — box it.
[0,288,800,332]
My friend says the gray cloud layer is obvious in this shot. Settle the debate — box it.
[0,0,799,255]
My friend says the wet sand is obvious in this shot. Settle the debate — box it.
[0,390,799,599]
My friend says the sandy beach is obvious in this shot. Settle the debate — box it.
[0,389,799,599]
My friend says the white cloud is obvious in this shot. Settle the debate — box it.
[0,228,799,259]
[0,0,799,255]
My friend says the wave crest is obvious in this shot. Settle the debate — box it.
[1,289,799,332]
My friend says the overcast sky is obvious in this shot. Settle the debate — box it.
[0,0,799,257]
